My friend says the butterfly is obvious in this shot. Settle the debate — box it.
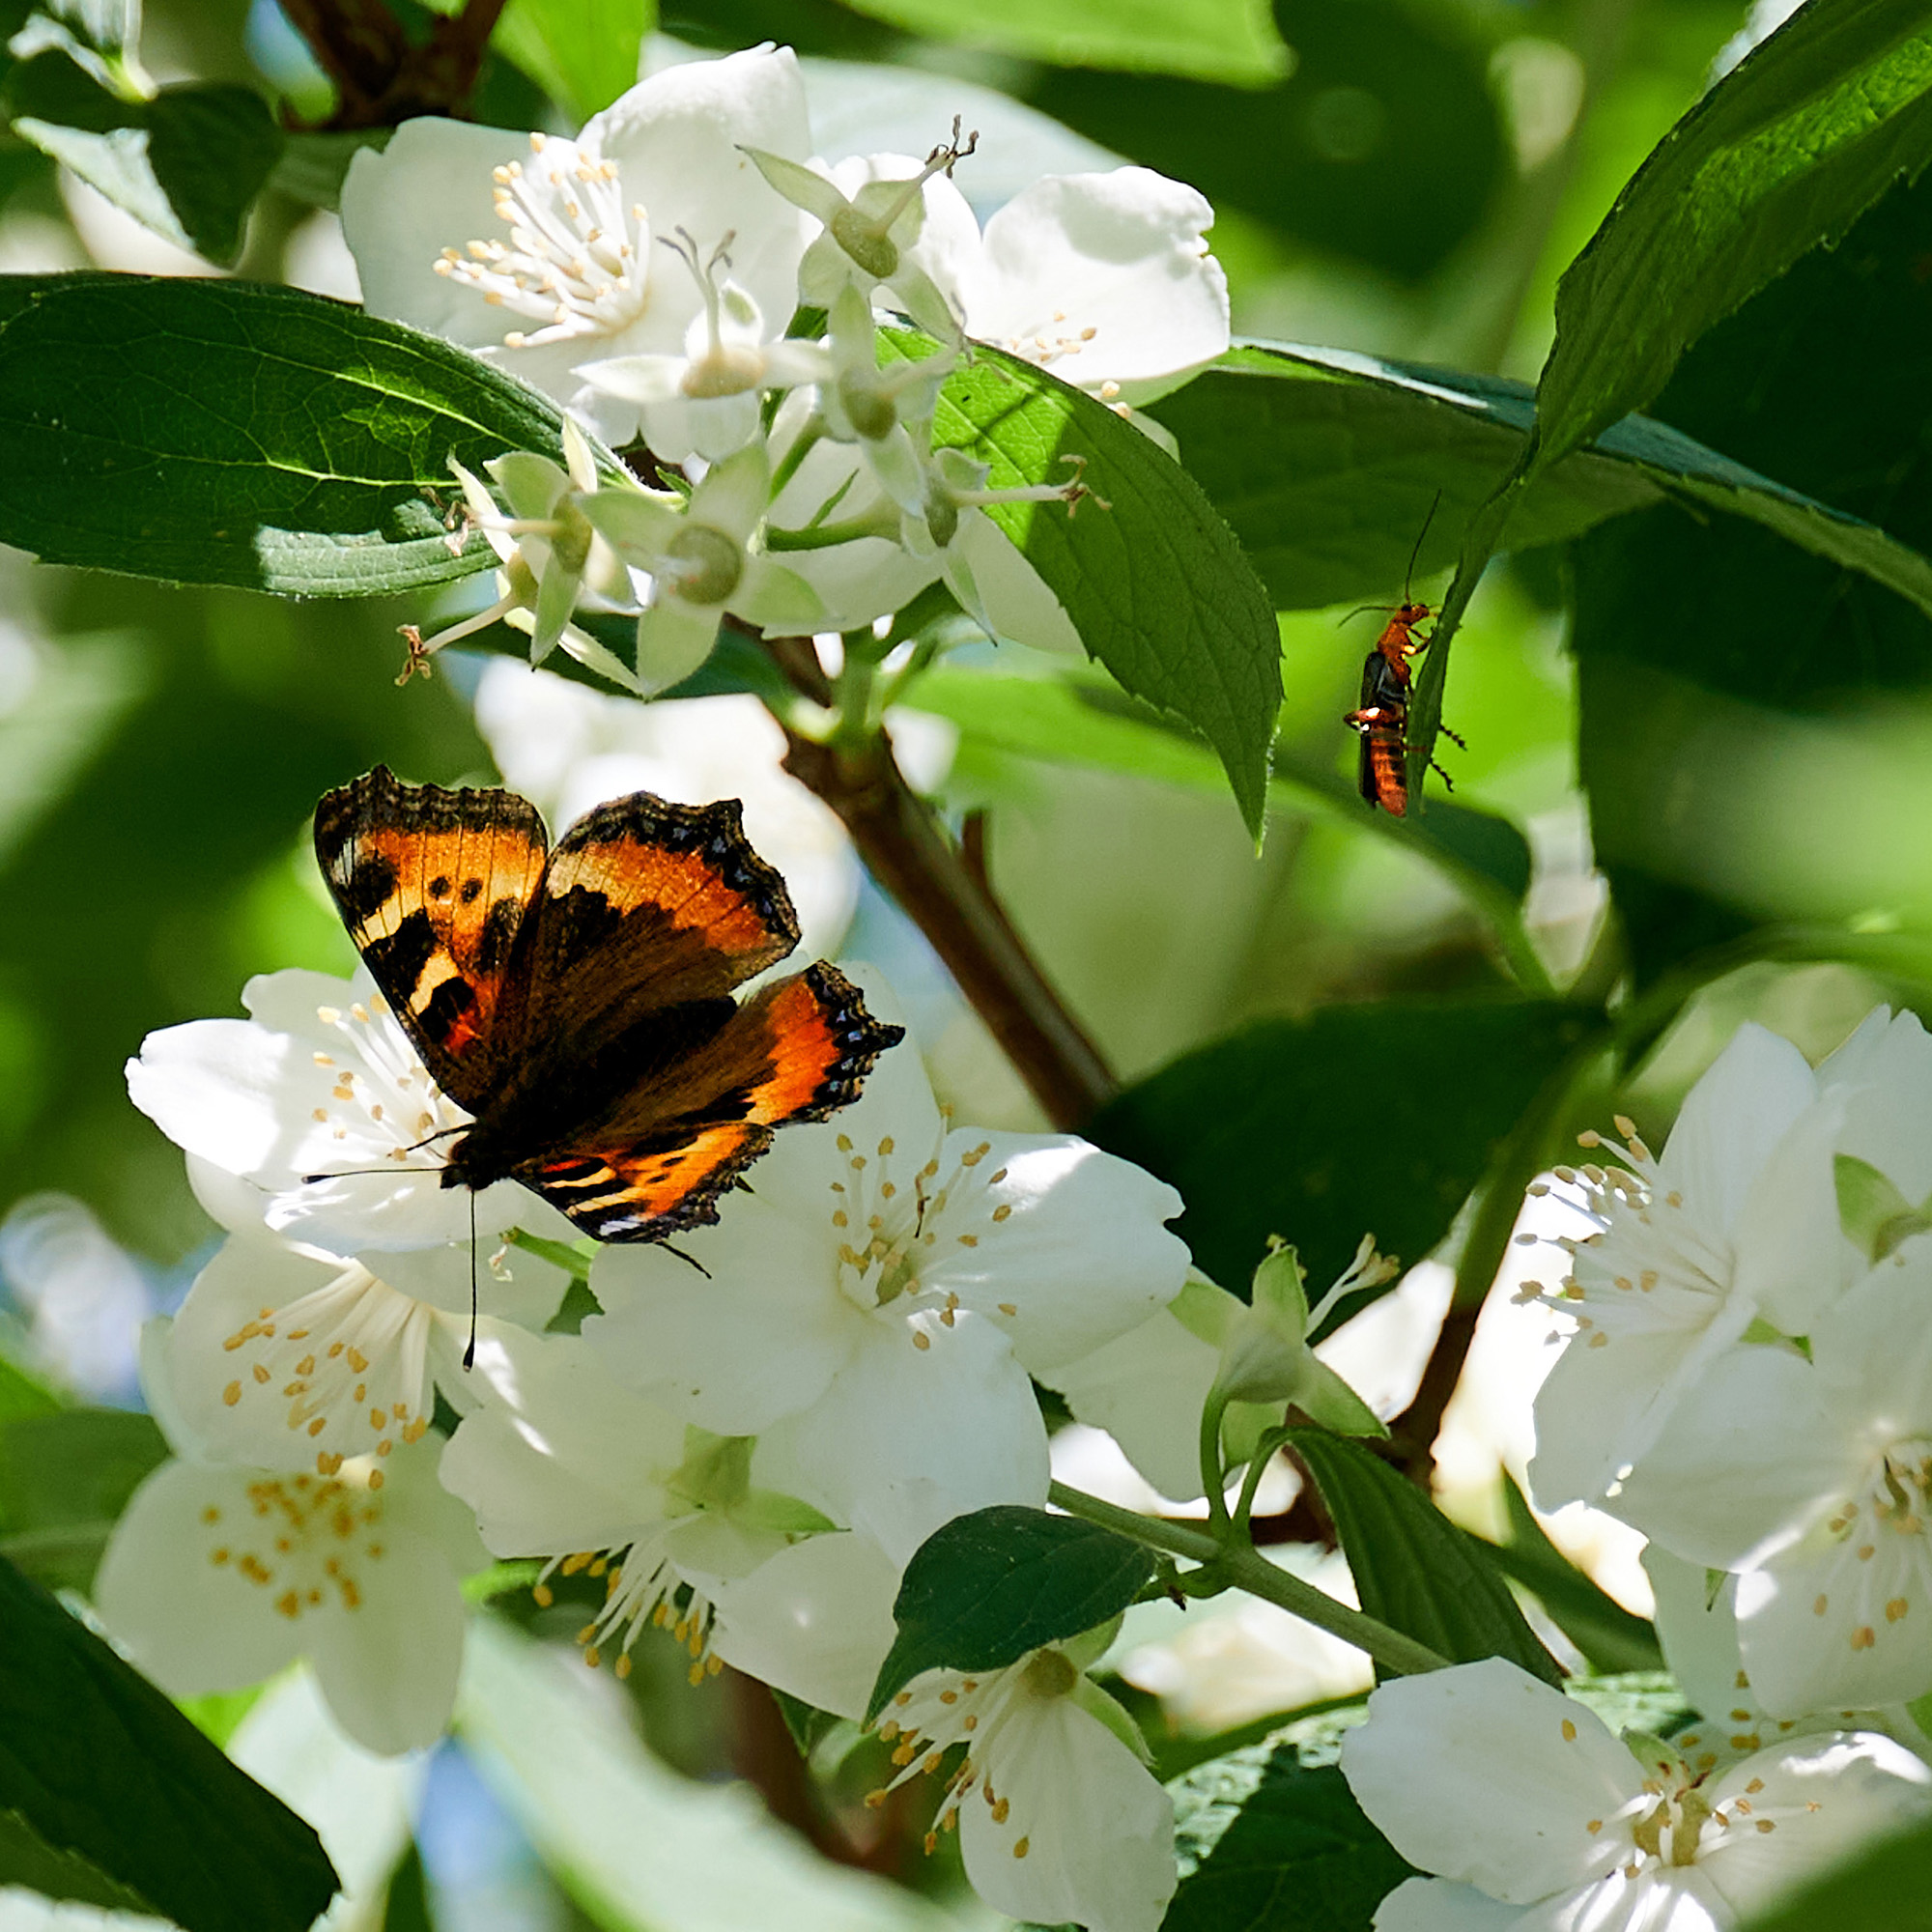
[312,764,903,1242]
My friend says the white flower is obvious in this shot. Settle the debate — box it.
[1340,1658,1932,1932]
[96,1328,483,1757]
[160,1230,566,1478]
[402,419,645,692]
[1613,1244,1932,1716]
[745,137,978,344]
[581,441,828,692]
[340,46,812,451]
[576,230,832,461]
[125,967,576,1258]
[587,989,1189,1562]
[438,1322,806,1683]
[875,1639,1176,1932]
[952,167,1230,408]
[1525,1022,1855,1511]
[471,662,862,959]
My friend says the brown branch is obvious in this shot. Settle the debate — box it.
[283,0,510,128]
[780,723,1116,1131]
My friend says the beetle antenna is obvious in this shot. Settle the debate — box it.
[1405,489,1444,602]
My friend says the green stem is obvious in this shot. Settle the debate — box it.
[1199,1393,1231,1531]
[767,413,826,501]
[1047,1481,1450,1678]
[764,511,899,552]
[1230,1432,1285,1534]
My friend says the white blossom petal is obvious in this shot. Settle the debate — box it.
[965,168,1229,405]
[756,1307,1049,1565]
[1657,1024,1817,1244]
[953,1692,1176,1932]
[1373,1877,1524,1931]
[1341,1662,1641,1905]
[1607,1343,1841,1571]
[705,1528,901,1719]
[590,1195,860,1433]
[340,118,528,347]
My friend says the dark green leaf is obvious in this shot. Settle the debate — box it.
[7,53,282,266]
[0,1552,339,1932]
[831,0,1285,83]
[1287,1430,1563,1684]
[0,275,569,594]
[1165,1742,1412,1932]
[1742,1807,1932,1930]
[1086,1000,1588,1293]
[1574,171,1932,976]
[1491,1474,1663,1675]
[1028,0,1506,282]
[1535,0,1932,469]
[0,1807,156,1914]
[895,333,1282,837]
[493,0,653,123]
[867,1506,1155,1721]
[0,1407,165,1590]
[381,1840,437,1932]
[143,84,284,266]
[1153,344,1932,625]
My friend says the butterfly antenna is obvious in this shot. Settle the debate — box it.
[660,1240,712,1279]
[464,1188,479,1371]
[1405,489,1444,602]
[301,1163,440,1182]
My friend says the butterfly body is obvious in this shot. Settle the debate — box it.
[314,766,902,1240]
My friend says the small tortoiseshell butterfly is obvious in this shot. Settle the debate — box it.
[312,765,903,1241]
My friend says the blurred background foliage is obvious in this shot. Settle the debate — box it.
[3,0,1932,1922]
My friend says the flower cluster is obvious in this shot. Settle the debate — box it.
[336,44,1230,696]
[1337,1006,1932,1929]
[109,960,1195,1930]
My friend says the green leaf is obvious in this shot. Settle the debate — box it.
[1490,1474,1663,1676]
[0,1551,339,1932]
[1086,1000,1589,1293]
[867,1506,1156,1722]
[893,333,1282,837]
[1287,1430,1563,1684]
[0,1807,156,1914]
[1154,344,1932,626]
[7,53,282,265]
[493,0,653,123]
[1166,1743,1413,1932]
[1534,0,1932,470]
[0,274,573,594]
[0,1406,165,1590]
[770,1687,845,1757]
[832,0,1284,84]
[269,128,389,212]
[1741,1807,1932,1930]
[1573,172,1932,975]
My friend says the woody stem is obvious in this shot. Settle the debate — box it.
[756,633,1115,1129]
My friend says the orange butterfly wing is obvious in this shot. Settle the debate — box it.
[523,963,902,1239]
[312,767,548,1104]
